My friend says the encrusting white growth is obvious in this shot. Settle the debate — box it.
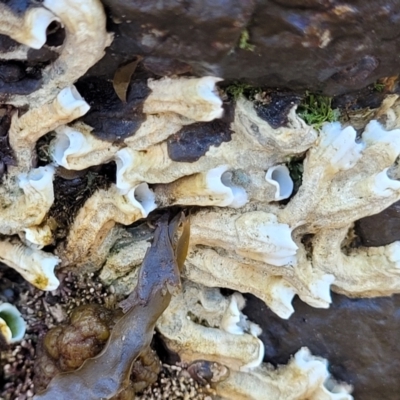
[373,169,400,196]
[157,283,352,398]
[234,211,298,266]
[221,293,262,337]
[188,209,297,267]
[99,240,150,285]
[318,123,364,172]
[18,165,55,199]
[215,347,353,400]
[265,278,297,318]
[233,97,318,154]
[124,113,193,150]
[153,166,248,208]
[61,184,156,266]
[185,247,301,319]
[114,148,138,193]
[3,0,112,173]
[57,86,90,117]
[129,182,157,216]
[0,3,57,49]
[265,165,294,200]
[156,281,265,371]
[22,225,54,249]
[310,227,400,298]
[51,123,120,170]
[1,0,390,391]
[61,90,400,326]
[362,119,400,154]
[9,86,90,170]
[220,293,247,335]
[0,166,55,235]
[7,0,112,108]
[279,120,400,230]
[0,13,396,390]
[0,303,26,344]
[144,76,224,121]
[0,46,30,61]
[0,239,60,291]
[114,96,317,192]
[220,171,250,208]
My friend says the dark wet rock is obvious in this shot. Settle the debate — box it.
[26,46,59,65]
[89,0,254,79]
[1,0,30,14]
[143,57,192,77]
[48,164,115,239]
[0,30,59,96]
[167,119,233,163]
[97,0,254,73]
[152,332,180,366]
[75,77,150,142]
[91,0,400,95]
[0,34,19,53]
[0,107,16,169]
[355,201,400,247]
[330,55,380,86]
[332,85,386,112]
[271,0,332,8]
[254,92,302,129]
[243,292,400,400]
[0,62,26,82]
[167,101,234,163]
[0,61,42,96]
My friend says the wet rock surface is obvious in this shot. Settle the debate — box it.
[167,117,233,162]
[0,35,19,53]
[1,0,30,14]
[92,0,254,78]
[0,61,42,96]
[355,200,400,246]
[47,164,116,240]
[4,1,400,96]
[75,77,151,142]
[243,292,400,400]
[91,0,400,95]
[0,106,16,171]
[254,91,302,128]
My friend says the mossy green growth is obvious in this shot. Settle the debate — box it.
[373,82,385,92]
[297,91,340,130]
[287,158,304,189]
[238,29,255,51]
[225,81,261,100]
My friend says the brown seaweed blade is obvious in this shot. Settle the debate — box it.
[34,213,185,400]
[112,56,143,103]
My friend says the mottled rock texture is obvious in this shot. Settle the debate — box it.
[355,200,400,247]
[243,293,400,400]
[93,0,400,95]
